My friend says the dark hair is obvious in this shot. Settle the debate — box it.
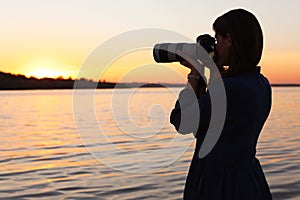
[213,8,263,75]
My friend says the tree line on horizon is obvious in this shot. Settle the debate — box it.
[0,71,185,90]
[0,71,298,90]
[0,71,116,90]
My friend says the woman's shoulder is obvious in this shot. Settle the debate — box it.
[222,67,270,91]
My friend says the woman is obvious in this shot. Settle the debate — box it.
[170,9,273,199]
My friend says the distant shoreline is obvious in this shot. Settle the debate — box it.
[0,71,184,90]
[1,84,299,91]
[0,71,299,90]
[270,84,300,87]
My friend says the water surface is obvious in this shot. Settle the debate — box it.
[0,87,299,199]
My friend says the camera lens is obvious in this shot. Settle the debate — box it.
[153,43,185,63]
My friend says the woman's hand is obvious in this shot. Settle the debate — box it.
[179,60,202,95]
[180,60,200,76]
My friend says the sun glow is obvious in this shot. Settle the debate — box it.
[22,57,75,79]
[27,68,66,79]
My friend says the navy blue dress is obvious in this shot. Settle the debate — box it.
[170,67,273,200]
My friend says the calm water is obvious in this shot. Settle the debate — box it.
[0,87,299,199]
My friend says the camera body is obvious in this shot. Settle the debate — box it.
[153,34,216,63]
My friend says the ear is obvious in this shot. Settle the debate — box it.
[225,33,232,48]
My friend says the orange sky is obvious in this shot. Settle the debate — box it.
[260,51,300,84]
[0,1,299,84]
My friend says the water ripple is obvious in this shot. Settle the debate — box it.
[0,88,299,199]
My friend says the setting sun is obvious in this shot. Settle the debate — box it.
[27,68,65,79]
[20,57,77,79]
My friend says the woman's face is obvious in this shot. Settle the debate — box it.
[215,32,231,67]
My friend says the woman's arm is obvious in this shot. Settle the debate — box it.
[170,61,211,137]
[170,88,211,138]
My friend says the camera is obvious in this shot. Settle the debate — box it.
[153,34,216,63]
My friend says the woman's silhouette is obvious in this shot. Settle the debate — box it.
[170,8,273,199]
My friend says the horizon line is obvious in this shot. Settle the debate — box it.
[1,70,300,86]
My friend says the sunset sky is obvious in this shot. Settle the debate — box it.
[0,0,299,84]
